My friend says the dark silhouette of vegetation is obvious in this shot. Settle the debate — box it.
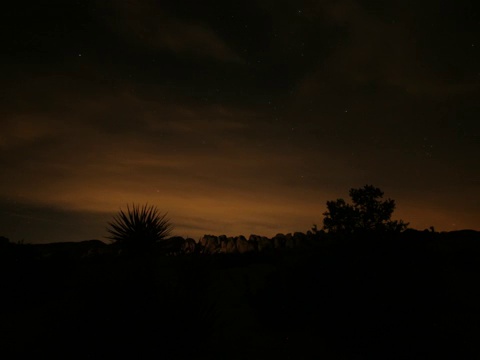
[0,236,10,246]
[2,228,480,358]
[323,185,408,235]
[106,203,172,249]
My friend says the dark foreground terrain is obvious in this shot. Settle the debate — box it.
[1,230,479,359]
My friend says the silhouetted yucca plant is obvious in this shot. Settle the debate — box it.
[107,203,173,247]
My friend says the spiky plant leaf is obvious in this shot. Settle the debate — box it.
[106,203,173,247]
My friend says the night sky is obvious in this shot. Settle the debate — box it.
[1,0,479,243]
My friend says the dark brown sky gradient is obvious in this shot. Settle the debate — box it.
[1,0,479,243]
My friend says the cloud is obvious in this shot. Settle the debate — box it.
[2,75,363,239]
[294,0,478,98]
[0,115,62,149]
[103,0,241,62]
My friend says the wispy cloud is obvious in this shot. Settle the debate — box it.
[103,0,242,62]
[294,0,478,97]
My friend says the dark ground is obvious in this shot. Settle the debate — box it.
[1,231,479,359]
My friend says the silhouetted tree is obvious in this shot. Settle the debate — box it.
[106,203,173,249]
[323,185,408,235]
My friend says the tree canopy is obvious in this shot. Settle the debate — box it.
[322,185,408,235]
